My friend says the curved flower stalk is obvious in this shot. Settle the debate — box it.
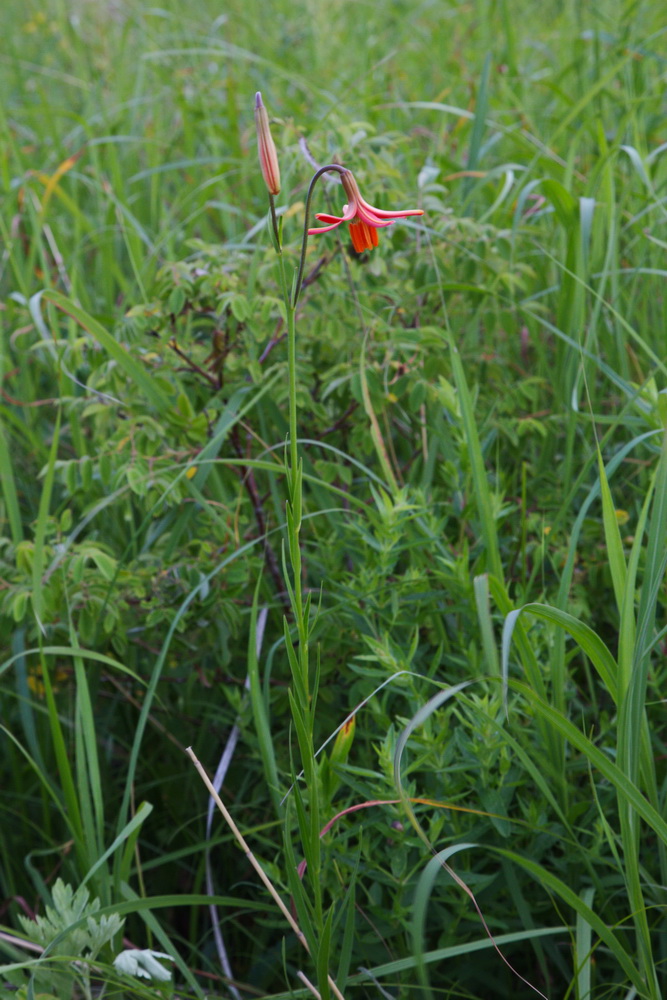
[308,168,424,252]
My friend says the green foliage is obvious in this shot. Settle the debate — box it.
[1,0,667,998]
[17,880,122,956]
[7,879,123,999]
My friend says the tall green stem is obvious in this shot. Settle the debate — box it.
[276,251,300,492]
[287,297,299,491]
[265,167,350,957]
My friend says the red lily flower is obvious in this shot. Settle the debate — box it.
[308,169,423,253]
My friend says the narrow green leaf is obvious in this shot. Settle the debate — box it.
[512,681,667,847]
[447,335,503,580]
[336,858,358,985]
[0,414,22,545]
[316,905,335,1000]
[38,290,171,414]
[0,645,143,684]
[359,335,398,493]
[596,448,627,615]
[493,847,644,993]
[81,802,153,893]
[473,573,500,676]
[575,886,596,1000]
[31,410,60,629]
[248,578,282,814]
[502,603,618,704]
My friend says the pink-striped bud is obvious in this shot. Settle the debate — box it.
[254,92,281,196]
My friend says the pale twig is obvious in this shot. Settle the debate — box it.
[0,931,43,954]
[186,747,347,1000]
[298,137,343,184]
[297,970,322,998]
[42,222,73,296]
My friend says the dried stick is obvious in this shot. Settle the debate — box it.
[186,747,347,1000]
[297,970,322,998]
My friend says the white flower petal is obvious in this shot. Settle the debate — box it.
[114,948,173,982]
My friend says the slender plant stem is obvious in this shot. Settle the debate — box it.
[287,301,299,490]
[275,250,300,488]
[261,166,347,973]
[186,747,347,1000]
[268,192,280,250]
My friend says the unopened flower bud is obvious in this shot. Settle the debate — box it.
[254,92,281,196]
[329,716,355,768]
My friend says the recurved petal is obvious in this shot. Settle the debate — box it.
[313,213,348,224]
[357,197,424,220]
[308,220,345,234]
[354,202,396,228]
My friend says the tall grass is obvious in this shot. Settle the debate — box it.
[1,0,666,997]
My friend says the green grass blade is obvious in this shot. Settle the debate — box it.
[474,573,500,676]
[493,847,645,994]
[0,411,23,546]
[575,886,596,1000]
[596,447,627,614]
[247,578,282,815]
[38,290,171,415]
[502,602,618,704]
[446,333,503,580]
[511,681,667,844]
[30,409,60,629]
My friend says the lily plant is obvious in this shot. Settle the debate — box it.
[253,91,423,1000]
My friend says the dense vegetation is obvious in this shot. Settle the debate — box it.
[1,1,666,997]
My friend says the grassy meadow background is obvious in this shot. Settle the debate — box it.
[1,0,667,997]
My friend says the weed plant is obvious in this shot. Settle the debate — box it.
[0,0,666,998]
